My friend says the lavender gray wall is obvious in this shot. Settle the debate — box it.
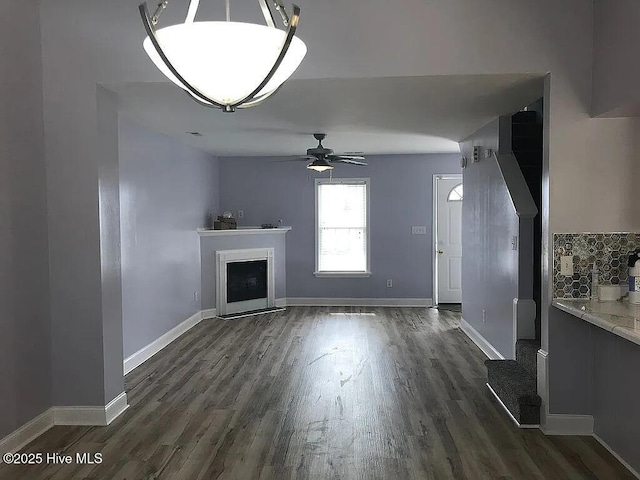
[592,0,640,116]
[548,307,592,415]
[200,234,287,310]
[43,11,105,407]
[592,327,640,473]
[549,307,640,473]
[98,87,125,403]
[460,120,519,358]
[218,154,461,300]
[0,0,51,439]
[119,119,219,358]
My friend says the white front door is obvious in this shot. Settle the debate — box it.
[435,176,463,304]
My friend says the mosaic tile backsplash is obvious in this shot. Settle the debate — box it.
[553,232,640,299]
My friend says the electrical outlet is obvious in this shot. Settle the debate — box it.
[386,279,393,288]
[511,236,518,251]
[560,256,573,276]
[238,210,244,219]
[411,226,427,235]
[473,146,482,163]
[482,309,486,323]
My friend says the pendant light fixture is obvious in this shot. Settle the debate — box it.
[139,0,307,112]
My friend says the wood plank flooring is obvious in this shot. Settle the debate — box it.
[0,307,634,479]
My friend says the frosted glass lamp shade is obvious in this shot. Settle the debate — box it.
[307,158,334,172]
[143,21,307,106]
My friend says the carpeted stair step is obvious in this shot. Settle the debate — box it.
[516,339,540,378]
[485,359,541,425]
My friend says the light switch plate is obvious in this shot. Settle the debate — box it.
[561,256,573,276]
[412,226,427,235]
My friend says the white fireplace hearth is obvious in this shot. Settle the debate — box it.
[216,248,275,316]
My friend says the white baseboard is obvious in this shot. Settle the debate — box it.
[537,349,549,426]
[0,392,129,457]
[0,408,54,457]
[123,311,203,375]
[275,298,287,308]
[594,434,640,479]
[541,414,594,435]
[486,383,539,429]
[53,406,106,426]
[105,392,129,425]
[54,392,129,427]
[201,308,218,320]
[460,318,505,360]
[285,297,433,307]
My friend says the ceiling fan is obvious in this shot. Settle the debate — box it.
[300,133,367,171]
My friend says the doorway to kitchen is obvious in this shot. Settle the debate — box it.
[433,175,463,306]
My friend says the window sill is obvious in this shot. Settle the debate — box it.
[313,271,372,278]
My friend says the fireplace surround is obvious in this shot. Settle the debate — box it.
[216,247,275,315]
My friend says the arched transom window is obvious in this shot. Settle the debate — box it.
[447,183,463,202]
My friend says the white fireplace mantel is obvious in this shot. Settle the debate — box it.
[198,227,291,237]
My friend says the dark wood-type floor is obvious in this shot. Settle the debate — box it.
[0,307,634,479]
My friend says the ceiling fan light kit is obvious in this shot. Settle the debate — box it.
[307,158,334,172]
[139,0,307,112]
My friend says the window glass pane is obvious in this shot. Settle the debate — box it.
[318,183,366,228]
[447,183,463,202]
[317,181,368,272]
[318,228,366,271]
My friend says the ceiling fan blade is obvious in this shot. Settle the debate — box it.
[335,155,366,160]
[275,155,318,162]
[328,155,367,166]
[337,159,367,166]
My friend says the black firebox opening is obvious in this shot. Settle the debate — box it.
[227,260,267,303]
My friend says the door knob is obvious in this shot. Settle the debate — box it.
[438,250,444,254]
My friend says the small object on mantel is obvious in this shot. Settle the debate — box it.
[214,215,237,230]
[261,218,283,229]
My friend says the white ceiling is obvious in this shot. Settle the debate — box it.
[112,74,543,157]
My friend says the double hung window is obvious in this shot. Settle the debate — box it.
[315,178,370,277]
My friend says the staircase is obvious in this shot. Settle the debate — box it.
[486,105,544,426]
[486,339,541,425]
[511,108,543,340]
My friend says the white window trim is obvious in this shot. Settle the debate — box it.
[314,177,371,278]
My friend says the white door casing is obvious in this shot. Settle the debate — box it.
[434,176,463,304]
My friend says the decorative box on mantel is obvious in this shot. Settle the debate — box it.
[198,227,291,316]
[553,232,640,299]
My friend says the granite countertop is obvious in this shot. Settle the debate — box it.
[552,298,640,346]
